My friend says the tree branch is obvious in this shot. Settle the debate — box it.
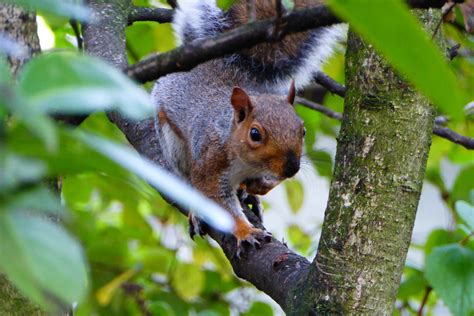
[126,0,452,84]
[297,96,474,150]
[314,71,346,97]
[126,5,340,83]
[128,6,173,24]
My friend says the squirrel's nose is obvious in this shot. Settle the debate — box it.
[283,150,300,178]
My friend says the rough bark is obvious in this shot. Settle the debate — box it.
[0,5,40,75]
[289,9,442,315]
[0,5,45,316]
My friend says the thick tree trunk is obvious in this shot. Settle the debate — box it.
[289,9,442,315]
[0,5,40,75]
[0,5,45,316]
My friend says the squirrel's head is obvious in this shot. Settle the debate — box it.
[229,81,305,195]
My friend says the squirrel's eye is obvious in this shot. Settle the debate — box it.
[250,127,262,142]
[303,127,306,137]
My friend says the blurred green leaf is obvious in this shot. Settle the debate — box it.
[172,263,205,300]
[3,0,89,20]
[5,185,63,215]
[456,200,474,232]
[282,0,295,11]
[425,244,474,316]
[287,225,312,255]
[0,210,88,312]
[242,301,273,316]
[284,179,304,213]
[397,267,427,301]
[133,247,174,273]
[0,56,12,84]
[307,150,333,178]
[148,301,176,316]
[452,165,474,202]
[0,153,46,192]
[18,52,153,120]
[424,229,463,256]
[327,0,470,118]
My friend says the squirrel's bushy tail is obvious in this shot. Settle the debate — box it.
[173,0,346,90]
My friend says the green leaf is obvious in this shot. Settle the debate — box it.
[0,210,88,312]
[77,132,234,232]
[397,267,427,300]
[307,150,333,178]
[148,301,176,316]
[287,225,312,255]
[282,0,295,11]
[456,201,474,232]
[18,52,153,120]
[452,165,474,202]
[424,229,463,256]
[132,247,174,273]
[3,0,89,20]
[0,153,46,192]
[171,263,205,300]
[284,179,304,213]
[327,0,470,118]
[0,56,12,84]
[5,185,63,215]
[242,301,273,316]
[425,244,474,316]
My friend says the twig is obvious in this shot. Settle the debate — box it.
[417,286,432,316]
[431,1,457,39]
[460,231,474,246]
[295,97,342,120]
[69,19,83,50]
[296,96,474,150]
[273,0,284,38]
[314,71,346,97]
[432,125,474,149]
[128,6,173,24]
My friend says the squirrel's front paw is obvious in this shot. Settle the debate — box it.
[234,217,272,258]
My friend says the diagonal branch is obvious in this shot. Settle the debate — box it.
[297,96,474,150]
[127,5,340,83]
[128,6,173,24]
[126,0,452,84]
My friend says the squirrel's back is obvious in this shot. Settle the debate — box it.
[172,0,346,91]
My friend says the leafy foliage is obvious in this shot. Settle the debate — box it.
[1,0,474,315]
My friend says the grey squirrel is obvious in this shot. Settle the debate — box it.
[152,0,344,252]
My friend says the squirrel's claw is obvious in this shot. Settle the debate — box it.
[188,213,205,240]
[234,226,272,259]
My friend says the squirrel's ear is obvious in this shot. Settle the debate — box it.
[231,87,253,123]
[287,80,296,106]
